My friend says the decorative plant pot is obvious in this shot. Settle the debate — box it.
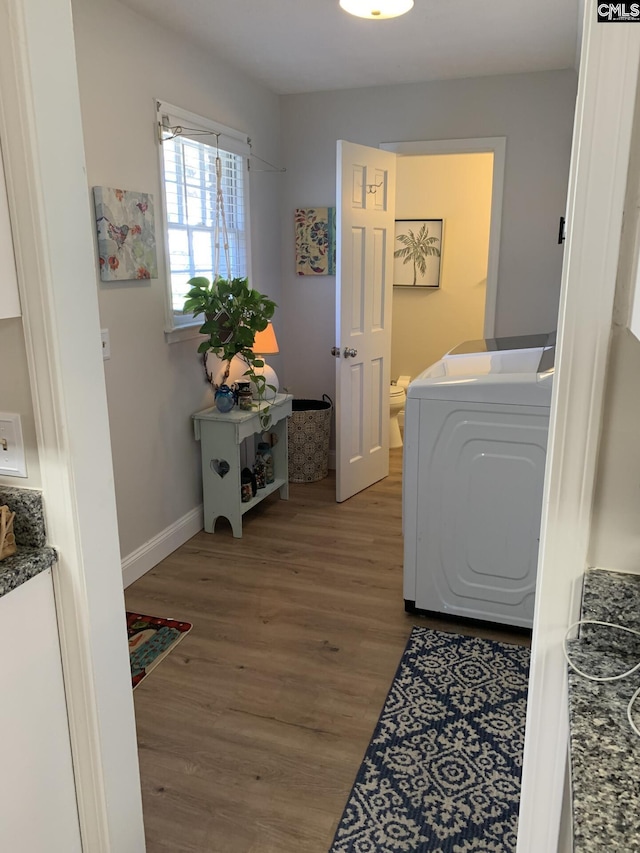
[214,384,235,413]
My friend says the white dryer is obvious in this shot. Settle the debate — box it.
[402,338,554,629]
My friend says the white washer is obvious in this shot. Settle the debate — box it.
[403,341,554,628]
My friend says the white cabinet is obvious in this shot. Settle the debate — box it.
[0,569,82,852]
[0,137,20,319]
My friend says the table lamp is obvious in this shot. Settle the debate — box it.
[251,322,279,400]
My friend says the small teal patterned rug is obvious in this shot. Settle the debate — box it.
[126,612,192,689]
[330,627,530,853]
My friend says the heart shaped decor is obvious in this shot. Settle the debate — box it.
[211,458,230,478]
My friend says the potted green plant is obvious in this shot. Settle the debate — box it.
[183,275,277,409]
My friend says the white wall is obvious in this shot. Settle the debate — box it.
[0,318,41,488]
[71,0,282,559]
[279,70,577,402]
[0,138,21,320]
[589,61,640,577]
[589,327,640,571]
[392,153,492,380]
[0,131,39,489]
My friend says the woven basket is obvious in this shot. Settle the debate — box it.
[0,505,16,560]
[287,396,333,483]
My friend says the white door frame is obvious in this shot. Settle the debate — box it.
[0,0,145,850]
[381,136,505,339]
[517,6,640,852]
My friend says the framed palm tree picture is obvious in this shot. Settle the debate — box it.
[393,219,443,287]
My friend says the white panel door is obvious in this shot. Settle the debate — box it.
[336,140,396,502]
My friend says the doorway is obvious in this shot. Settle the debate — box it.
[334,138,506,501]
[382,136,506,341]
[390,150,495,441]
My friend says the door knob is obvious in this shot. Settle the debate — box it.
[331,346,341,357]
[343,347,358,358]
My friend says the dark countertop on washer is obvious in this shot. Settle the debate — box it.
[567,568,640,852]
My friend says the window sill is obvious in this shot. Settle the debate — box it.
[164,323,207,345]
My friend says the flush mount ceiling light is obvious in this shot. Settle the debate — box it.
[339,0,414,19]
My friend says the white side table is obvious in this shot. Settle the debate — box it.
[193,394,292,537]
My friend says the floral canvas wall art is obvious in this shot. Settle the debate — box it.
[295,207,336,276]
[93,187,158,282]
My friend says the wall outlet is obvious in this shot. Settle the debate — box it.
[0,413,27,477]
[101,328,111,360]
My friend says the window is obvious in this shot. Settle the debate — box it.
[157,101,251,334]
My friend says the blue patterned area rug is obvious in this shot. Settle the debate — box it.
[330,627,530,853]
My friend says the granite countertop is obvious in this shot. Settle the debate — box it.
[567,568,640,852]
[0,546,57,597]
[0,486,56,599]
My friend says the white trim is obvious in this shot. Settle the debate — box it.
[122,505,204,588]
[0,1,145,850]
[380,136,505,338]
[516,7,640,852]
[164,323,207,344]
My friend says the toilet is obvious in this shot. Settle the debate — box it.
[389,376,411,448]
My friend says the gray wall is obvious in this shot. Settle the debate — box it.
[279,70,577,402]
[590,327,640,572]
[0,318,41,488]
[72,0,282,558]
[589,69,640,575]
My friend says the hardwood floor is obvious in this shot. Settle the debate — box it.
[126,449,529,853]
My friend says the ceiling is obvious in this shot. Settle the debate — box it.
[119,0,581,96]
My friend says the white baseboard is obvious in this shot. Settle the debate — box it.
[328,450,336,470]
[121,504,203,588]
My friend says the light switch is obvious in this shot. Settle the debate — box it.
[0,413,27,477]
